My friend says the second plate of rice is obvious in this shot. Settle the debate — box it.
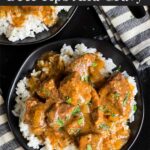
[0,6,77,45]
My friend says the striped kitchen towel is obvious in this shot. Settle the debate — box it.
[0,93,23,150]
[94,6,150,70]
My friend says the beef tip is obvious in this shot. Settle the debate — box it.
[66,54,96,76]
[59,72,92,106]
[37,79,59,100]
[46,103,75,130]
[24,97,38,123]
[65,113,85,136]
[29,103,47,135]
[36,52,64,82]
[98,72,134,120]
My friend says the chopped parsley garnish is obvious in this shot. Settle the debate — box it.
[69,128,80,135]
[65,115,70,121]
[61,9,68,14]
[86,144,92,150]
[72,106,80,116]
[66,97,72,104]
[81,75,89,83]
[113,92,120,100]
[123,92,130,106]
[98,106,106,112]
[98,106,116,117]
[78,117,84,126]
[133,104,137,112]
[99,123,109,130]
[58,127,64,132]
[56,118,64,127]
[92,62,97,67]
[115,65,122,72]
[111,113,116,117]
[41,87,50,97]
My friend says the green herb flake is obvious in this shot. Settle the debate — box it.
[99,123,109,130]
[98,106,116,117]
[41,87,50,97]
[81,75,89,83]
[113,92,120,100]
[92,62,97,67]
[69,128,80,135]
[115,65,122,72]
[72,106,81,116]
[98,106,106,112]
[66,97,72,104]
[111,113,116,117]
[123,92,130,106]
[56,118,64,127]
[78,117,84,126]
[133,105,137,112]
[86,144,92,150]
[65,115,70,121]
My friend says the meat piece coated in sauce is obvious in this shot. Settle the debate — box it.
[37,79,59,100]
[66,54,96,76]
[46,103,76,131]
[59,72,92,106]
[98,72,134,120]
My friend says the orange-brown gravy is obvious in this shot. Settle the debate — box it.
[24,52,134,150]
[0,6,57,27]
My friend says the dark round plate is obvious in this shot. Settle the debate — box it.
[0,7,77,46]
[6,38,144,150]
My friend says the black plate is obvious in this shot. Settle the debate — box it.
[6,38,144,150]
[0,7,77,46]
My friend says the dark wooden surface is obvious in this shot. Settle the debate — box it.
[0,6,149,150]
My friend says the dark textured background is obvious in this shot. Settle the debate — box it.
[0,6,150,150]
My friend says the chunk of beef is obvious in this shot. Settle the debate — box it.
[66,113,85,136]
[37,79,59,100]
[24,97,38,123]
[30,103,47,135]
[66,54,96,76]
[98,73,134,119]
[59,72,92,106]
[45,128,74,149]
[36,52,64,82]
[46,103,75,130]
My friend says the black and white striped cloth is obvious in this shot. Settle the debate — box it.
[0,95,23,150]
[0,6,150,150]
[94,6,150,70]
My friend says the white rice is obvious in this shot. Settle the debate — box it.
[13,43,138,149]
[0,6,71,42]
[19,122,42,149]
